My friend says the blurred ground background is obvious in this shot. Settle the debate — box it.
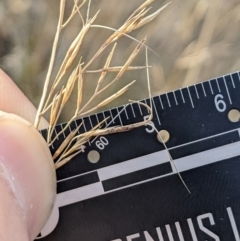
[0,0,240,122]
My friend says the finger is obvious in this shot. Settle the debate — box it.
[0,112,56,240]
[0,69,48,129]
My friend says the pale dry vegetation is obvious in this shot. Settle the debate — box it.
[0,0,240,168]
[1,0,240,114]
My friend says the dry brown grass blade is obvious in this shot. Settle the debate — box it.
[77,38,146,116]
[35,0,169,169]
[62,66,78,106]
[48,86,65,143]
[55,118,109,167]
[87,101,153,136]
[76,63,84,114]
[126,0,155,21]
[116,38,146,79]
[52,123,82,160]
[62,0,87,28]
[34,0,66,128]
[132,3,171,31]
[55,148,83,169]
[85,66,150,74]
[81,3,168,71]
[53,11,100,90]
[80,80,136,116]
[97,43,117,89]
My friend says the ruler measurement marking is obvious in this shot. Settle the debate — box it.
[187,87,194,108]
[74,120,81,135]
[208,81,214,94]
[95,114,100,124]
[130,103,136,118]
[230,74,236,88]
[54,128,60,141]
[194,85,199,99]
[60,124,66,138]
[107,106,127,126]
[216,78,221,92]
[159,95,164,109]
[117,108,123,126]
[138,102,143,115]
[166,93,171,107]
[57,169,98,182]
[201,83,206,97]
[238,72,240,82]
[90,105,128,144]
[58,128,240,182]
[152,98,161,125]
[173,91,178,105]
[82,120,87,131]
[88,116,93,129]
[144,99,150,113]
[102,112,108,126]
[169,128,239,150]
[180,89,185,103]
[223,76,232,104]
[104,172,173,195]
[227,207,240,241]
[82,120,90,146]
[123,105,129,120]
[109,110,115,124]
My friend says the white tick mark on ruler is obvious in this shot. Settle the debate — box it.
[166,225,174,241]
[117,108,123,125]
[187,87,194,108]
[82,120,91,146]
[216,79,221,92]
[166,94,171,107]
[180,89,185,103]
[74,120,80,134]
[223,76,232,104]
[60,124,66,138]
[238,129,240,138]
[144,99,150,113]
[95,114,100,124]
[201,83,206,97]
[173,91,178,105]
[138,102,143,115]
[130,103,136,118]
[54,126,59,140]
[208,81,214,94]
[82,120,87,132]
[88,116,93,128]
[123,105,129,119]
[109,110,115,124]
[102,112,107,125]
[194,85,199,99]
[238,72,240,82]
[152,98,161,125]
[159,95,164,109]
[230,74,236,88]
[112,106,127,125]
[90,106,128,144]
[175,222,185,241]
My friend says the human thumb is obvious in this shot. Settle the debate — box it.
[0,111,56,241]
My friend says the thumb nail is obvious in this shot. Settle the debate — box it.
[0,111,56,240]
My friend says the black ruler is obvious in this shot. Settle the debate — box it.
[37,71,240,241]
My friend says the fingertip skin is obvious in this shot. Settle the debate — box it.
[0,112,56,240]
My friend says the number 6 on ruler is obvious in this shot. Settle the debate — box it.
[214,94,227,112]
